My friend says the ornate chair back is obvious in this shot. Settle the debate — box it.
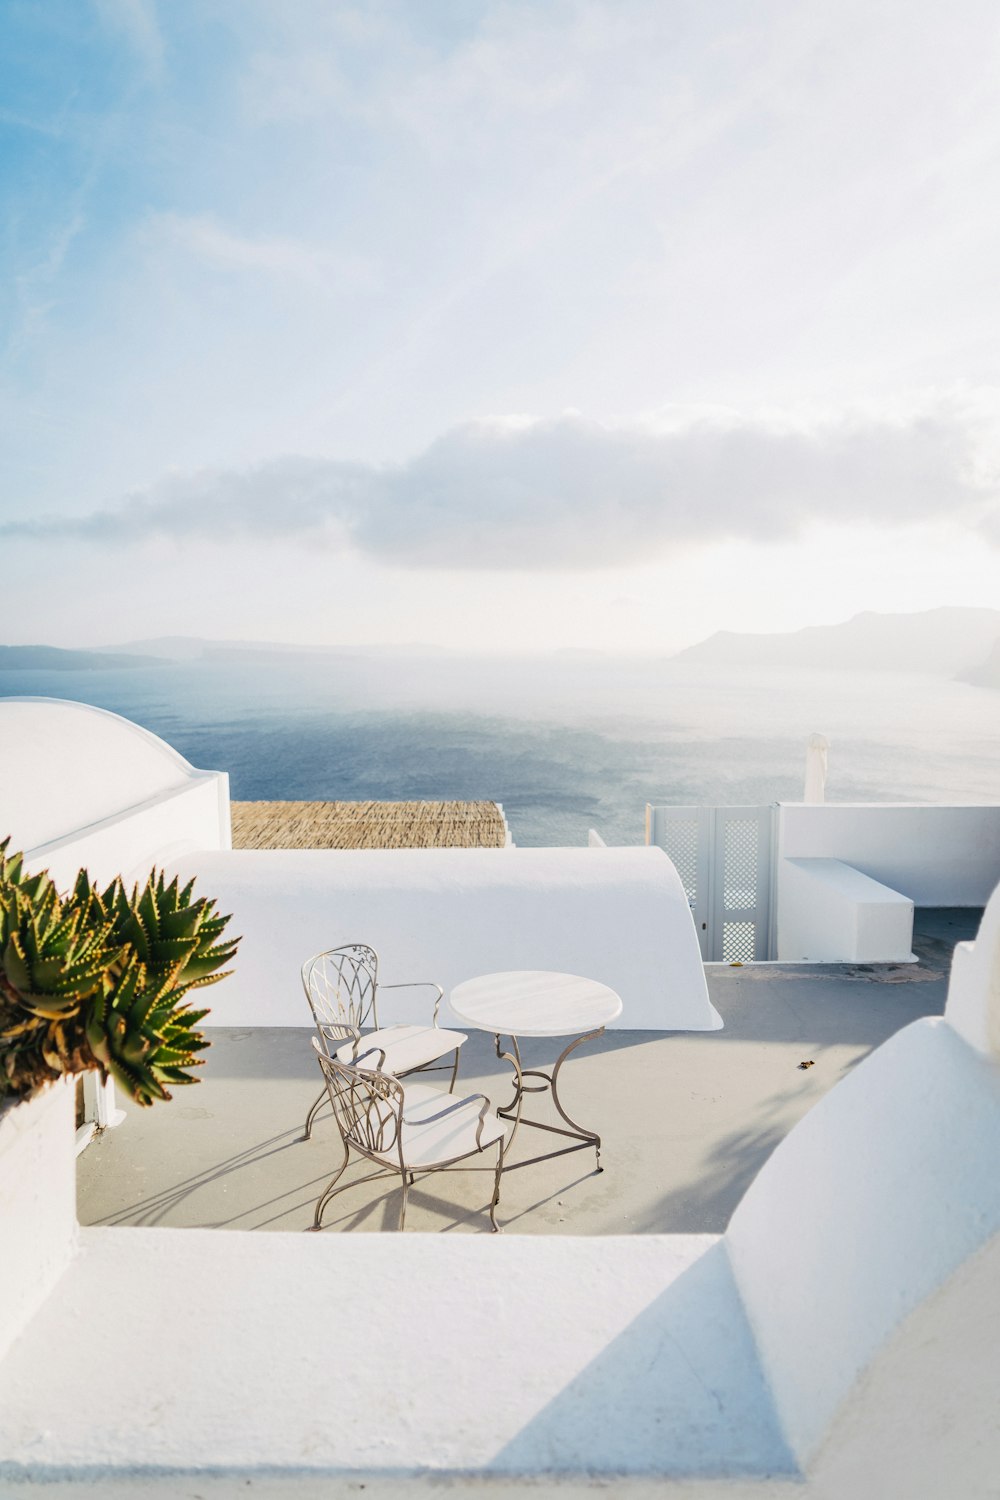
[313,1042,404,1165]
[301,944,380,1055]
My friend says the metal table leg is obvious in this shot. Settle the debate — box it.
[495,1026,606,1172]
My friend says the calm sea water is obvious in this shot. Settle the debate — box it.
[3,653,999,846]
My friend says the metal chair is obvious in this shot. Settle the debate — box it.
[301,944,466,1140]
[309,1038,506,1232]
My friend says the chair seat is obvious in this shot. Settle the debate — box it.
[365,1081,506,1169]
[335,1024,466,1076]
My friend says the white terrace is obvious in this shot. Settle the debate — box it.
[2,697,1000,1497]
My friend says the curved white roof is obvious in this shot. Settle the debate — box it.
[0,697,203,852]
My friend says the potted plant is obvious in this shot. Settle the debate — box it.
[0,836,240,1360]
[0,835,240,1108]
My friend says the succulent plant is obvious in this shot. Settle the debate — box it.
[0,837,239,1108]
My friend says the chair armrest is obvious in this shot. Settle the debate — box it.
[402,1092,492,1149]
[379,981,445,1025]
[353,1045,388,1072]
[336,1026,362,1062]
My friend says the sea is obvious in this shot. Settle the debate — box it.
[2,652,999,847]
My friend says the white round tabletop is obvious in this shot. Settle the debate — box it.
[449,970,622,1038]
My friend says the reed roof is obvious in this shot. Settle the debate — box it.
[230,799,508,851]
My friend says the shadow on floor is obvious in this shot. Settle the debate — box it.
[79,931,952,1238]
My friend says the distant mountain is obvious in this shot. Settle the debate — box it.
[962,638,1000,690]
[104,636,216,660]
[105,636,456,661]
[0,644,161,672]
[105,635,334,660]
[673,609,1000,677]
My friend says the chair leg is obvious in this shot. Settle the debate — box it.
[303,1085,328,1142]
[312,1137,350,1230]
[398,1170,410,1232]
[448,1047,461,1093]
[489,1140,504,1233]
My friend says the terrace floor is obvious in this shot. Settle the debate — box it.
[76,908,980,1237]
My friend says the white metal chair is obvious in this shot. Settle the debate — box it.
[301,944,466,1140]
[310,1038,506,1231]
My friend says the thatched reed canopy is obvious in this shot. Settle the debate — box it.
[230,800,508,851]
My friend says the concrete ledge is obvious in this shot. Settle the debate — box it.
[777,803,1000,908]
[0,1230,793,1483]
[777,858,914,963]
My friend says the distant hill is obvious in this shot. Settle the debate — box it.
[673,608,1000,677]
[0,644,161,672]
[103,636,215,661]
[106,636,340,660]
[106,636,456,661]
[962,638,1000,690]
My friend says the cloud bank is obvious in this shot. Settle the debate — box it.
[6,407,997,570]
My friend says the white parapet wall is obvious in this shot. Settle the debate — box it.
[0,697,231,888]
[777,857,915,963]
[778,802,1000,907]
[0,1078,77,1366]
[727,886,1000,1475]
[771,802,1000,963]
[168,845,721,1032]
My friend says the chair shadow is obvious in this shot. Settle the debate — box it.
[89,1124,329,1229]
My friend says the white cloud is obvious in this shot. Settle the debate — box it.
[7,402,997,570]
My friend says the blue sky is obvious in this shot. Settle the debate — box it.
[2,0,999,651]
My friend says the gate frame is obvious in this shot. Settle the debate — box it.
[646,803,777,962]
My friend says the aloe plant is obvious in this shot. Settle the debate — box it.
[0,838,239,1108]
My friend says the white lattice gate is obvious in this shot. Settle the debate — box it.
[646,804,775,961]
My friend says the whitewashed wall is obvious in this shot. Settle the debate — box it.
[776,857,915,962]
[0,1079,76,1365]
[0,697,230,888]
[778,803,1000,907]
[728,885,1000,1468]
[169,846,721,1032]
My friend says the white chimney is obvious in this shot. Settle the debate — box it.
[803,733,829,804]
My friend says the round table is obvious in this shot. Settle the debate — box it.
[449,970,622,1172]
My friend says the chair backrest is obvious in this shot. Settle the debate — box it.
[301,944,380,1051]
[312,1039,403,1162]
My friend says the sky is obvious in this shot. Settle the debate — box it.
[1,0,999,654]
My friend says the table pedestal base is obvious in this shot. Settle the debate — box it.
[494,1029,605,1172]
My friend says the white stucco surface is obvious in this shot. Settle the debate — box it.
[0,1080,76,1365]
[0,697,230,888]
[0,1231,792,1480]
[168,846,720,1032]
[776,857,914,962]
[778,802,1000,906]
[806,1231,1000,1500]
[940,887,1000,1059]
[727,1017,1000,1461]
[728,878,1000,1465]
